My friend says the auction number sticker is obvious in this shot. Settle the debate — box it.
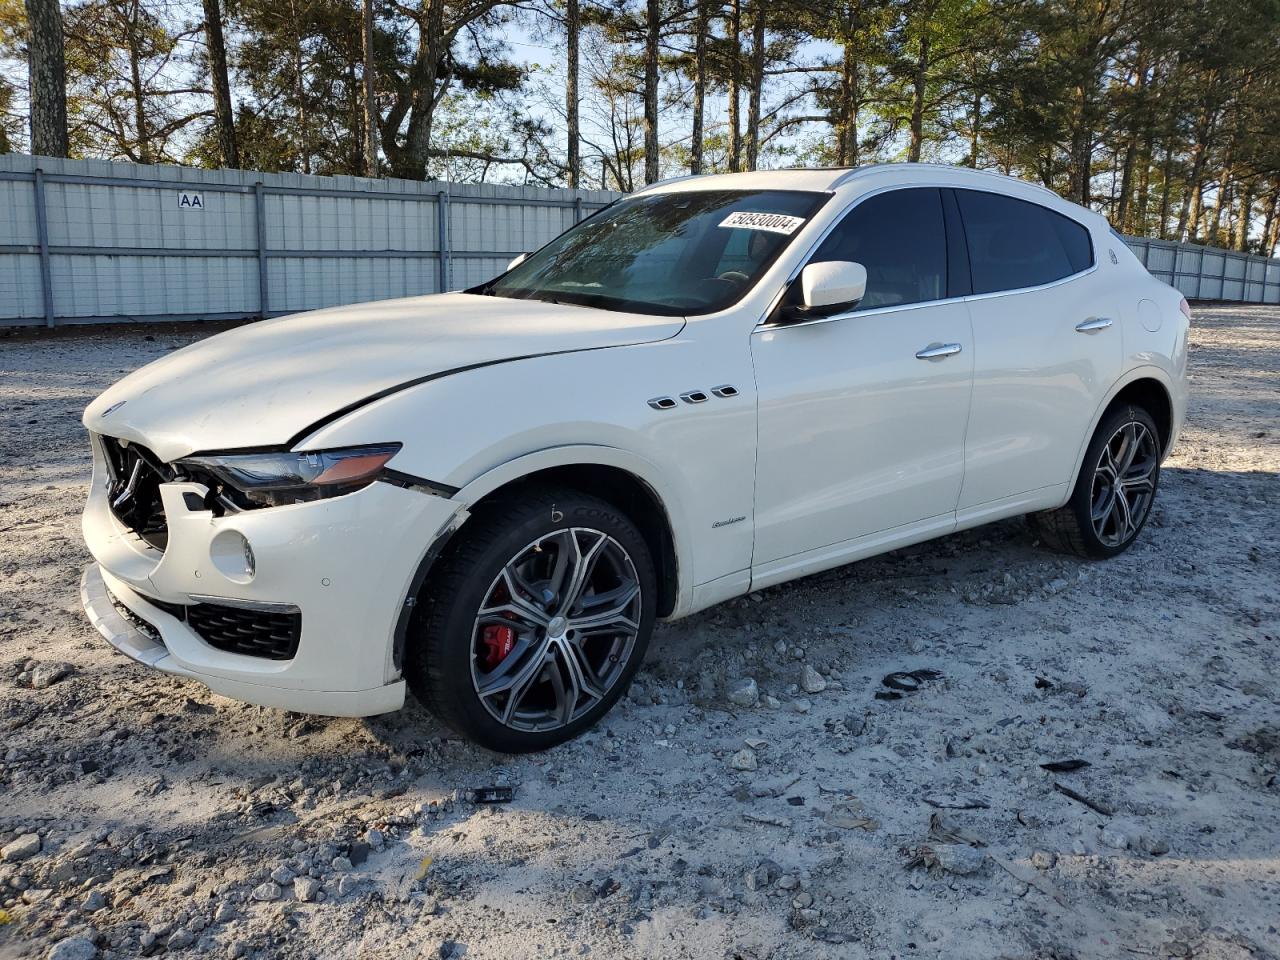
[719,211,805,235]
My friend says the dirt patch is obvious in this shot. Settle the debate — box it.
[0,307,1277,959]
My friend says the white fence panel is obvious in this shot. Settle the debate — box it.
[4,154,1279,328]
[0,154,618,327]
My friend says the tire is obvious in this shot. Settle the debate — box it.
[1031,404,1162,559]
[405,485,657,752]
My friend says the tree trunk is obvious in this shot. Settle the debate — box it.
[566,0,580,187]
[1263,188,1280,256]
[290,0,311,174]
[1157,139,1175,239]
[835,4,860,167]
[127,1,151,163]
[202,0,239,168]
[362,0,378,176]
[1177,105,1216,241]
[744,0,765,170]
[1236,183,1254,252]
[690,0,707,174]
[967,85,980,167]
[643,0,660,184]
[24,0,67,157]
[727,0,742,172]
[394,0,446,180]
[1115,49,1145,232]
[908,30,929,162]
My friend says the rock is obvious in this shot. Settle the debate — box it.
[269,865,295,885]
[82,890,107,912]
[47,937,98,960]
[729,749,758,771]
[1030,850,1057,870]
[933,844,985,875]
[726,677,759,707]
[792,698,812,714]
[166,929,195,951]
[294,877,321,902]
[438,941,466,960]
[337,875,360,897]
[1138,834,1170,856]
[365,828,385,848]
[777,874,800,890]
[744,860,779,891]
[331,856,353,872]
[2,833,41,862]
[31,662,72,689]
[251,881,281,901]
[1100,826,1130,850]
[800,665,827,694]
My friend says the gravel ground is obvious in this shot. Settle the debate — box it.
[0,305,1277,960]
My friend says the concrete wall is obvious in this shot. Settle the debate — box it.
[3,154,1278,327]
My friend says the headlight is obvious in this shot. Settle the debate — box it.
[177,444,401,508]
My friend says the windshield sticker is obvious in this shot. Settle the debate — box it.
[719,211,806,235]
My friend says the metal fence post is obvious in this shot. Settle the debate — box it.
[255,182,269,319]
[33,168,55,327]
[574,196,584,223]
[437,191,451,292]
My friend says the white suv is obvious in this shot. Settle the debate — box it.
[81,164,1189,751]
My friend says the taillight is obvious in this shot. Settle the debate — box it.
[1178,297,1192,321]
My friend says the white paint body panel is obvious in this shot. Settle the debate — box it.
[81,164,1189,717]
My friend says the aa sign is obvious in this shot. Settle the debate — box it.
[177,191,205,210]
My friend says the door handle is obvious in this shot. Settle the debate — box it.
[915,342,963,360]
[1075,316,1113,333]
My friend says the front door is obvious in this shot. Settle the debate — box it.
[751,187,974,568]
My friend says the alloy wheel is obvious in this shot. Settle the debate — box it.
[469,527,642,732]
[1089,420,1158,548]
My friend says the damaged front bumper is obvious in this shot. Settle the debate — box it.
[80,437,465,717]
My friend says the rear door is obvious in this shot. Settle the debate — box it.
[750,187,974,566]
[953,189,1122,510]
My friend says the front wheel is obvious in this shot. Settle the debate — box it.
[1031,404,1162,559]
[406,487,656,752]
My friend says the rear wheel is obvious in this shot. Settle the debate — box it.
[406,486,656,752]
[1031,404,1161,559]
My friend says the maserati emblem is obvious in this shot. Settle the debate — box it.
[101,400,127,417]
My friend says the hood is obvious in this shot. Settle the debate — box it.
[84,293,685,461]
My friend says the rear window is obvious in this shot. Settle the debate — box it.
[955,190,1093,295]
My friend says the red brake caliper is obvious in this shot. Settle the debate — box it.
[480,623,516,669]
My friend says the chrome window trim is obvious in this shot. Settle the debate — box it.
[758,183,1098,330]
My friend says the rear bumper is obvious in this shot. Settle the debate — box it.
[81,438,465,717]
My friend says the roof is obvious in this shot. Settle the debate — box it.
[634,163,1096,223]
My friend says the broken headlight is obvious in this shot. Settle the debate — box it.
[176,444,401,509]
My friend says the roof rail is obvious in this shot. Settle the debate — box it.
[829,162,1066,203]
[633,172,714,194]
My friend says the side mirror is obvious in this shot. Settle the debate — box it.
[776,261,869,324]
[799,260,866,313]
[506,253,528,272]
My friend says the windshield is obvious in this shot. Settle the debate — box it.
[475,189,828,316]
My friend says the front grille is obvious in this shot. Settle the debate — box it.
[106,586,165,645]
[130,590,302,661]
[99,435,171,551]
[185,603,301,660]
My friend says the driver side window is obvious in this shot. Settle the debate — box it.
[811,188,947,310]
